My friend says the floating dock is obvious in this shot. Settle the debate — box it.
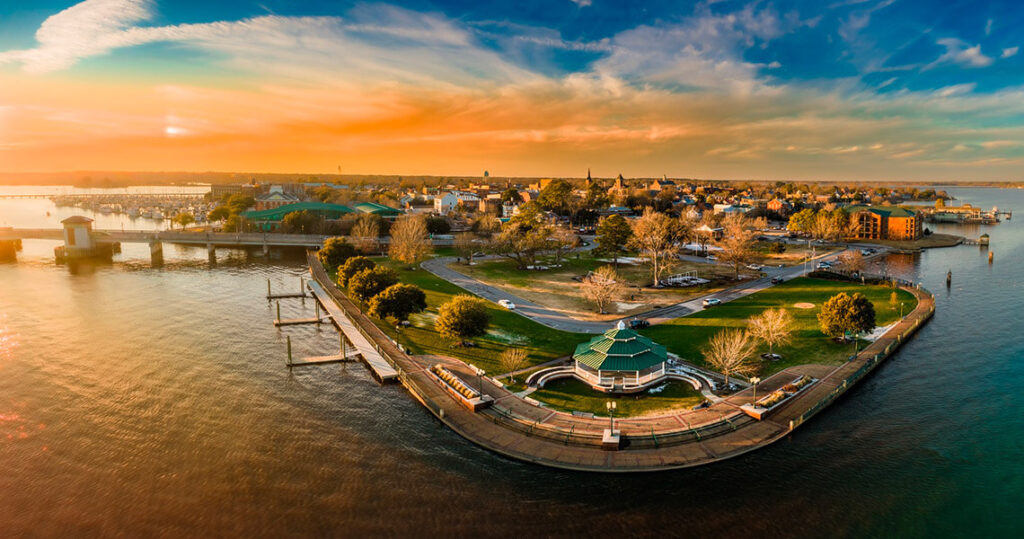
[306,279,398,381]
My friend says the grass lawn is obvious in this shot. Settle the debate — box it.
[529,378,705,417]
[365,258,588,374]
[641,277,918,377]
[451,251,751,321]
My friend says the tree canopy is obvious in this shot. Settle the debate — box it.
[347,266,399,302]
[318,237,357,271]
[338,256,376,286]
[368,283,427,321]
[817,292,876,339]
[435,295,491,343]
[594,214,632,265]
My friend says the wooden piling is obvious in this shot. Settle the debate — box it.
[276,301,281,323]
[267,279,271,298]
[946,270,951,288]
[989,251,994,264]
[287,335,293,366]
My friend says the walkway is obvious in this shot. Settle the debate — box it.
[307,252,934,472]
[421,247,866,334]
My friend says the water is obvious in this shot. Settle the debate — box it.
[1,187,1022,537]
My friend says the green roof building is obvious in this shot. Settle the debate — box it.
[240,202,356,231]
[572,321,669,393]
[353,202,404,218]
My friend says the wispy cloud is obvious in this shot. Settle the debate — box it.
[1002,46,1019,59]
[925,38,994,69]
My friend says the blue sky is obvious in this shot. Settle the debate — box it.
[1,0,1024,179]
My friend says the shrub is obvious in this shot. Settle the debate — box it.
[435,295,491,343]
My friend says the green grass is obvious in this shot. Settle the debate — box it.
[366,258,588,374]
[529,378,705,416]
[641,277,918,377]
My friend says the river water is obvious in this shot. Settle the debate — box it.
[0,187,1021,538]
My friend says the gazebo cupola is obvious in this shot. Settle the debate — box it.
[572,321,669,393]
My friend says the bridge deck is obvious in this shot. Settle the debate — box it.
[307,279,398,381]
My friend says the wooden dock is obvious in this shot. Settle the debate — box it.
[307,279,399,381]
[274,317,325,327]
[290,352,361,367]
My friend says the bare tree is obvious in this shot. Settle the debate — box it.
[581,265,624,314]
[454,232,479,264]
[716,213,758,280]
[389,214,432,266]
[549,227,579,266]
[702,328,758,387]
[351,214,380,254]
[836,250,865,274]
[500,348,529,382]
[677,209,699,252]
[627,208,679,287]
[748,308,794,359]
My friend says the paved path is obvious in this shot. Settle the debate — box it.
[421,246,873,334]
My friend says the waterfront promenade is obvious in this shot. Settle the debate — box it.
[308,253,935,472]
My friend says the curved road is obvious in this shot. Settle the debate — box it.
[421,245,887,334]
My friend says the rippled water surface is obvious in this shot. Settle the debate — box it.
[1,187,1022,537]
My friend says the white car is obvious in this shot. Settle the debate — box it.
[497,299,516,310]
[746,263,764,270]
[702,298,722,308]
[705,255,718,261]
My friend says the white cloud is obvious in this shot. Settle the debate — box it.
[925,38,993,70]
[1002,46,1019,59]
[570,0,592,7]
[985,18,993,36]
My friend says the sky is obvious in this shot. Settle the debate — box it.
[2,0,1024,181]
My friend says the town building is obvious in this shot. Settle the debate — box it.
[240,202,355,231]
[434,191,480,214]
[254,185,301,210]
[846,205,923,241]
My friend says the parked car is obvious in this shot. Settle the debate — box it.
[628,319,650,330]
[702,298,722,308]
[497,299,516,310]
[746,263,764,270]
[705,255,718,261]
[770,277,784,284]
[816,261,832,270]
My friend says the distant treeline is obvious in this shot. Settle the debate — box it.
[1,170,1022,189]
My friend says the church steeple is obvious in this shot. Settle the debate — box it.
[586,168,592,187]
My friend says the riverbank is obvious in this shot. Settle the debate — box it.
[853,233,963,250]
[308,253,936,472]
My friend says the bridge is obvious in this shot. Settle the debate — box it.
[0,192,205,199]
[0,227,453,261]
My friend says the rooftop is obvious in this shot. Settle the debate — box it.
[573,322,668,372]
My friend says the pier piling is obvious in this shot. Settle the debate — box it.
[989,252,994,264]
[946,270,951,288]
[287,335,293,367]
[277,301,281,324]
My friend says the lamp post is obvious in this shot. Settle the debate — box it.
[606,401,617,432]
[750,376,761,405]
[471,365,485,396]
[900,302,905,318]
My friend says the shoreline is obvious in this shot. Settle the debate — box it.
[308,253,936,472]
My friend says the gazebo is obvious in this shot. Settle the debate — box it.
[572,321,669,393]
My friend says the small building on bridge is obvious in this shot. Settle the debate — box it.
[56,216,117,262]
[571,321,669,393]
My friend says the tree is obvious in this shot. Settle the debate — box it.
[490,203,553,269]
[389,214,432,266]
[368,283,427,321]
[788,208,816,234]
[226,194,255,214]
[748,308,794,359]
[500,187,523,205]
[281,210,322,234]
[351,214,380,254]
[717,213,758,279]
[208,206,231,222]
[817,292,876,339]
[584,182,609,211]
[435,295,491,344]
[594,214,632,266]
[581,265,624,314]
[425,216,451,234]
[500,348,529,382]
[702,329,758,387]
[318,237,357,272]
[338,256,376,286]
[628,208,679,287]
[537,179,573,213]
[549,227,579,266]
[172,212,195,229]
[454,232,480,264]
[347,266,399,302]
[836,250,865,274]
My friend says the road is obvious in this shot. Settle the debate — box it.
[421,245,881,334]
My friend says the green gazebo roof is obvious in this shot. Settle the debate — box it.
[573,322,667,372]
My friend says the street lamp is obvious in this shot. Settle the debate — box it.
[471,364,486,396]
[750,376,761,404]
[606,401,617,432]
[900,302,905,318]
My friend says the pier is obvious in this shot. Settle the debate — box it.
[305,278,398,381]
